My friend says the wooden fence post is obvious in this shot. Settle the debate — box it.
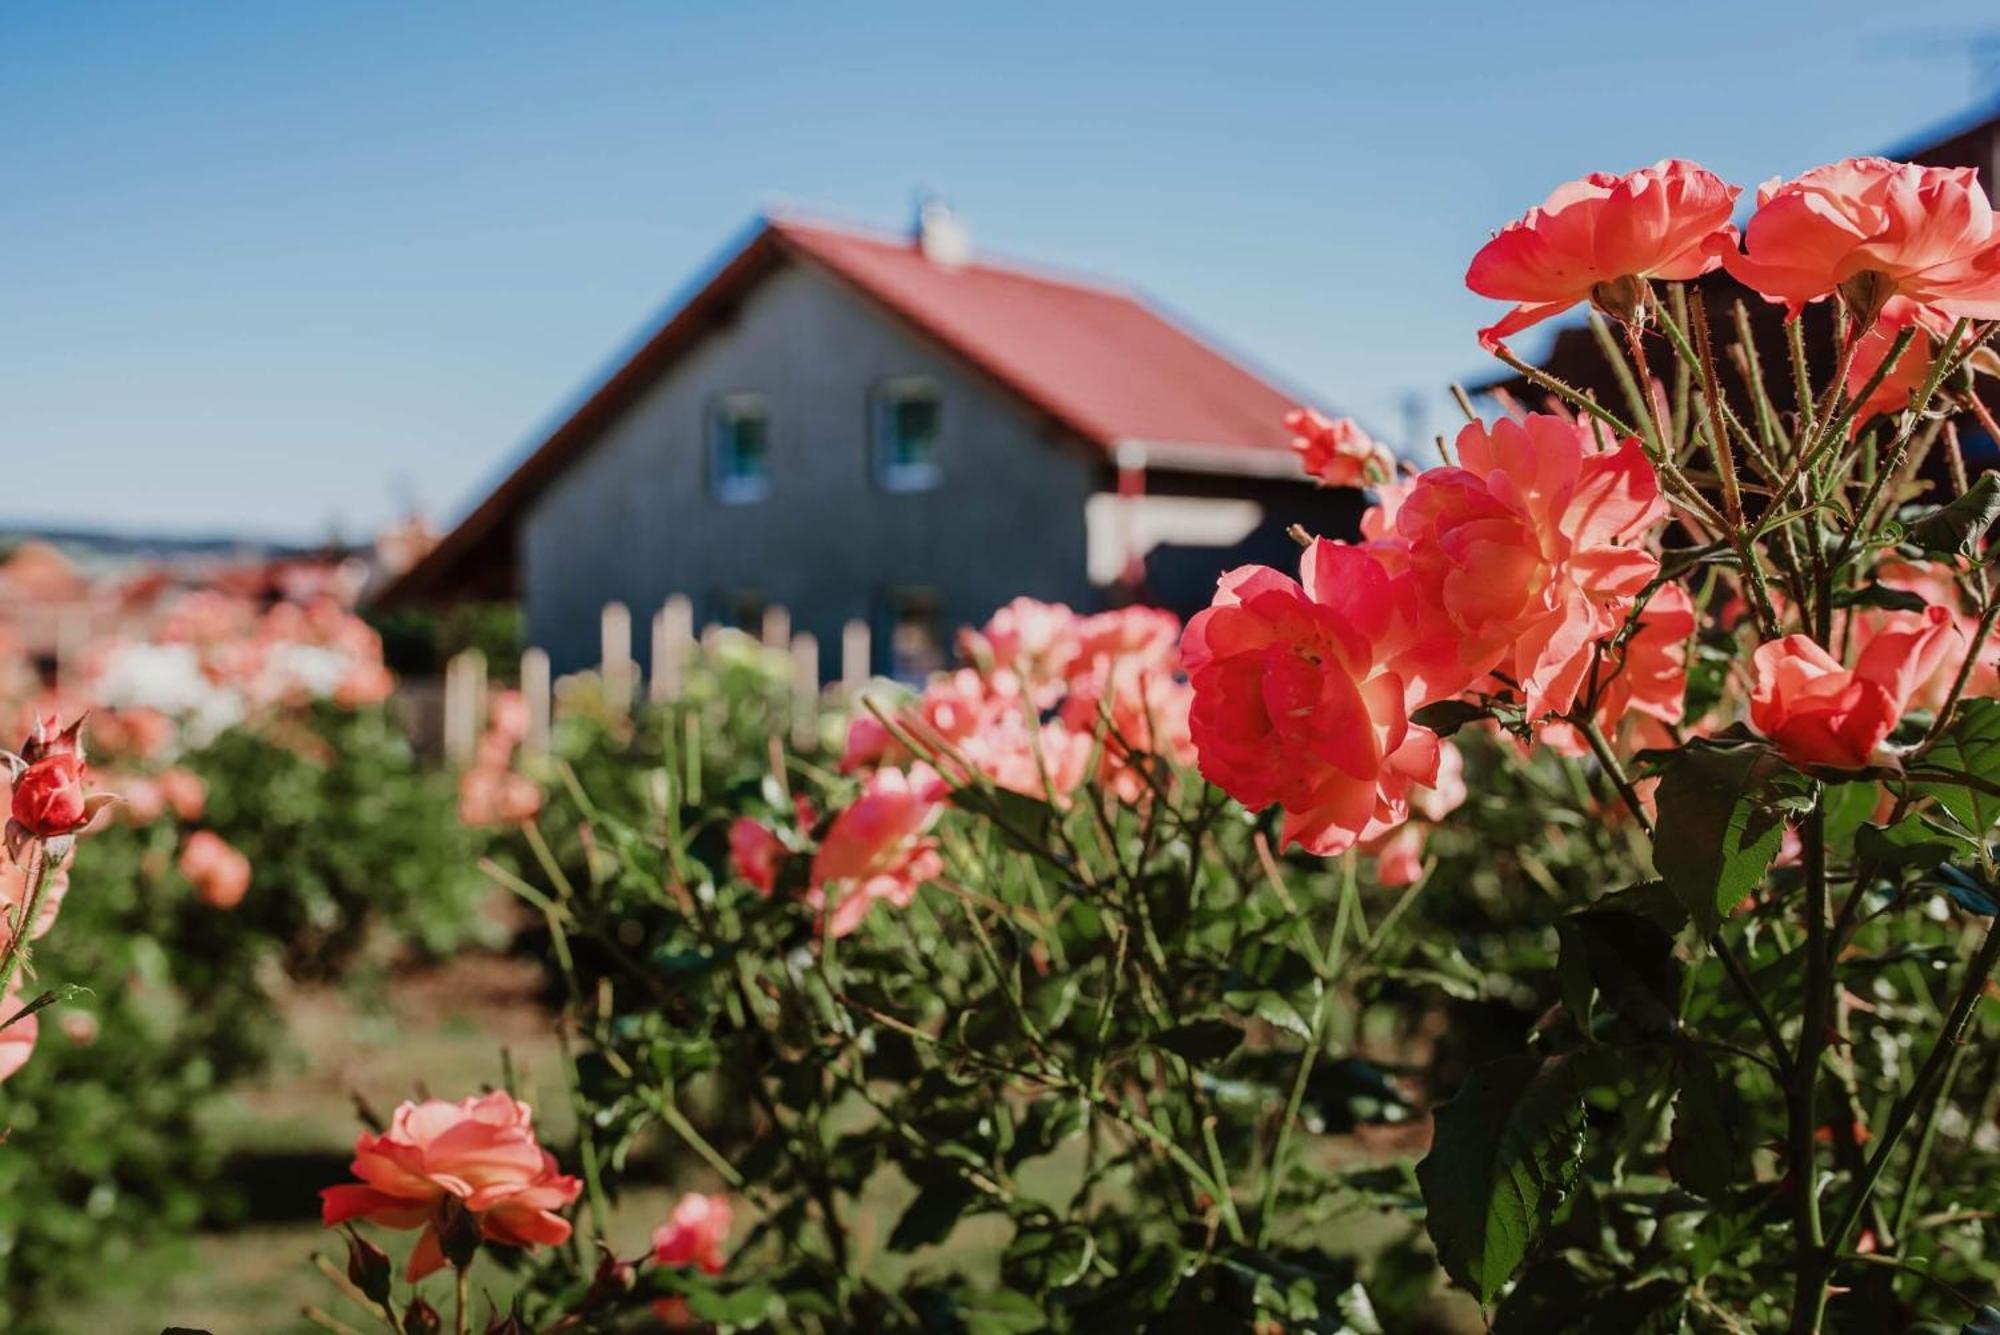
[520,646,551,758]
[761,604,791,653]
[651,594,693,703]
[790,632,819,751]
[601,601,633,718]
[841,618,871,697]
[443,648,486,765]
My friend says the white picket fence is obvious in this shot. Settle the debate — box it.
[434,600,870,760]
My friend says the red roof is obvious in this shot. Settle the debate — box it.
[375,215,1312,606]
[773,218,1302,455]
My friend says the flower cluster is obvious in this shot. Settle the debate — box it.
[1186,411,1665,853]
[1192,150,2000,867]
[844,599,1193,806]
[456,690,543,828]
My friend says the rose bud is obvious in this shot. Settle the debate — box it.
[582,1247,638,1311]
[403,1296,442,1335]
[4,716,116,860]
[343,1226,393,1306]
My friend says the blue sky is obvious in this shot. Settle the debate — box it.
[5,1,1999,541]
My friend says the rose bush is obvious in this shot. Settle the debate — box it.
[0,581,491,1331]
[292,149,2000,1335]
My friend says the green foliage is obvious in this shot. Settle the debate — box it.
[1648,737,1805,932]
[1908,471,2000,559]
[1416,1053,1591,1303]
[0,702,487,1331]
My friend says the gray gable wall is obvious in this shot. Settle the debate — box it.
[519,259,1099,676]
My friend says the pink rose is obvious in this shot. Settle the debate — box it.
[179,830,251,910]
[1387,414,1665,721]
[1750,607,1957,769]
[1467,159,1739,347]
[1182,541,1440,855]
[808,764,949,936]
[652,1192,733,1275]
[1285,409,1395,488]
[1722,158,2000,322]
[320,1091,583,1279]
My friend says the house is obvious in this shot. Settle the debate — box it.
[375,206,1360,679]
[1477,97,2000,461]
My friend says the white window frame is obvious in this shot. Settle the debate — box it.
[710,393,771,505]
[872,378,943,493]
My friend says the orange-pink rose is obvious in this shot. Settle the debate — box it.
[1750,607,1957,769]
[808,763,948,936]
[1182,541,1439,855]
[1467,159,1739,347]
[1387,413,1665,721]
[729,817,785,895]
[157,767,207,822]
[1286,409,1396,488]
[1361,740,1468,886]
[320,1091,582,1280]
[1722,158,2000,322]
[179,830,251,910]
[457,765,542,828]
[652,1192,733,1275]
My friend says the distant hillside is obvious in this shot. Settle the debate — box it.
[0,523,328,569]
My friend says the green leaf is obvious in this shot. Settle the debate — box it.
[1909,472,2000,558]
[1916,699,2000,835]
[1411,700,1491,737]
[1668,1046,1743,1200]
[1823,780,1881,849]
[1558,897,1682,1037]
[1650,740,1805,933]
[1154,1018,1245,1065]
[1416,1054,1591,1303]
[888,1179,982,1252]
[1002,1220,1095,1293]
[1004,1096,1086,1170]
[1856,814,1964,874]
[1832,583,1933,613]
[685,1282,780,1324]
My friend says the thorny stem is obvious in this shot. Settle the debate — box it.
[1922,590,2000,749]
[1254,852,1355,1246]
[1574,717,1652,840]
[1486,343,1636,437]
[1789,802,1832,1335]
[1891,1041,1967,1253]
[1825,919,2000,1268]
[0,841,54,1004]
[1576,717,1792,1089]
[1832,317,1970,570]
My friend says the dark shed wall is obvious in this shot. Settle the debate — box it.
[519,260,1098,675]
[1138,470,1367,620]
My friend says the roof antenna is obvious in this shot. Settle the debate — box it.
[912,189,970,268]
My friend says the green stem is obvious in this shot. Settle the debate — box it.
[1789,800,1831,1335]
[1825,918,2000,1262]
[0,842,54,1003]
[1891,1041,1966,1252]
[1254,853,1355,1245]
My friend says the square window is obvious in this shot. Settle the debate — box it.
[711,396,770,504]
[874,381,942,492]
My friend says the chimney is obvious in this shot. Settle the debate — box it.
[913,194,970,268]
